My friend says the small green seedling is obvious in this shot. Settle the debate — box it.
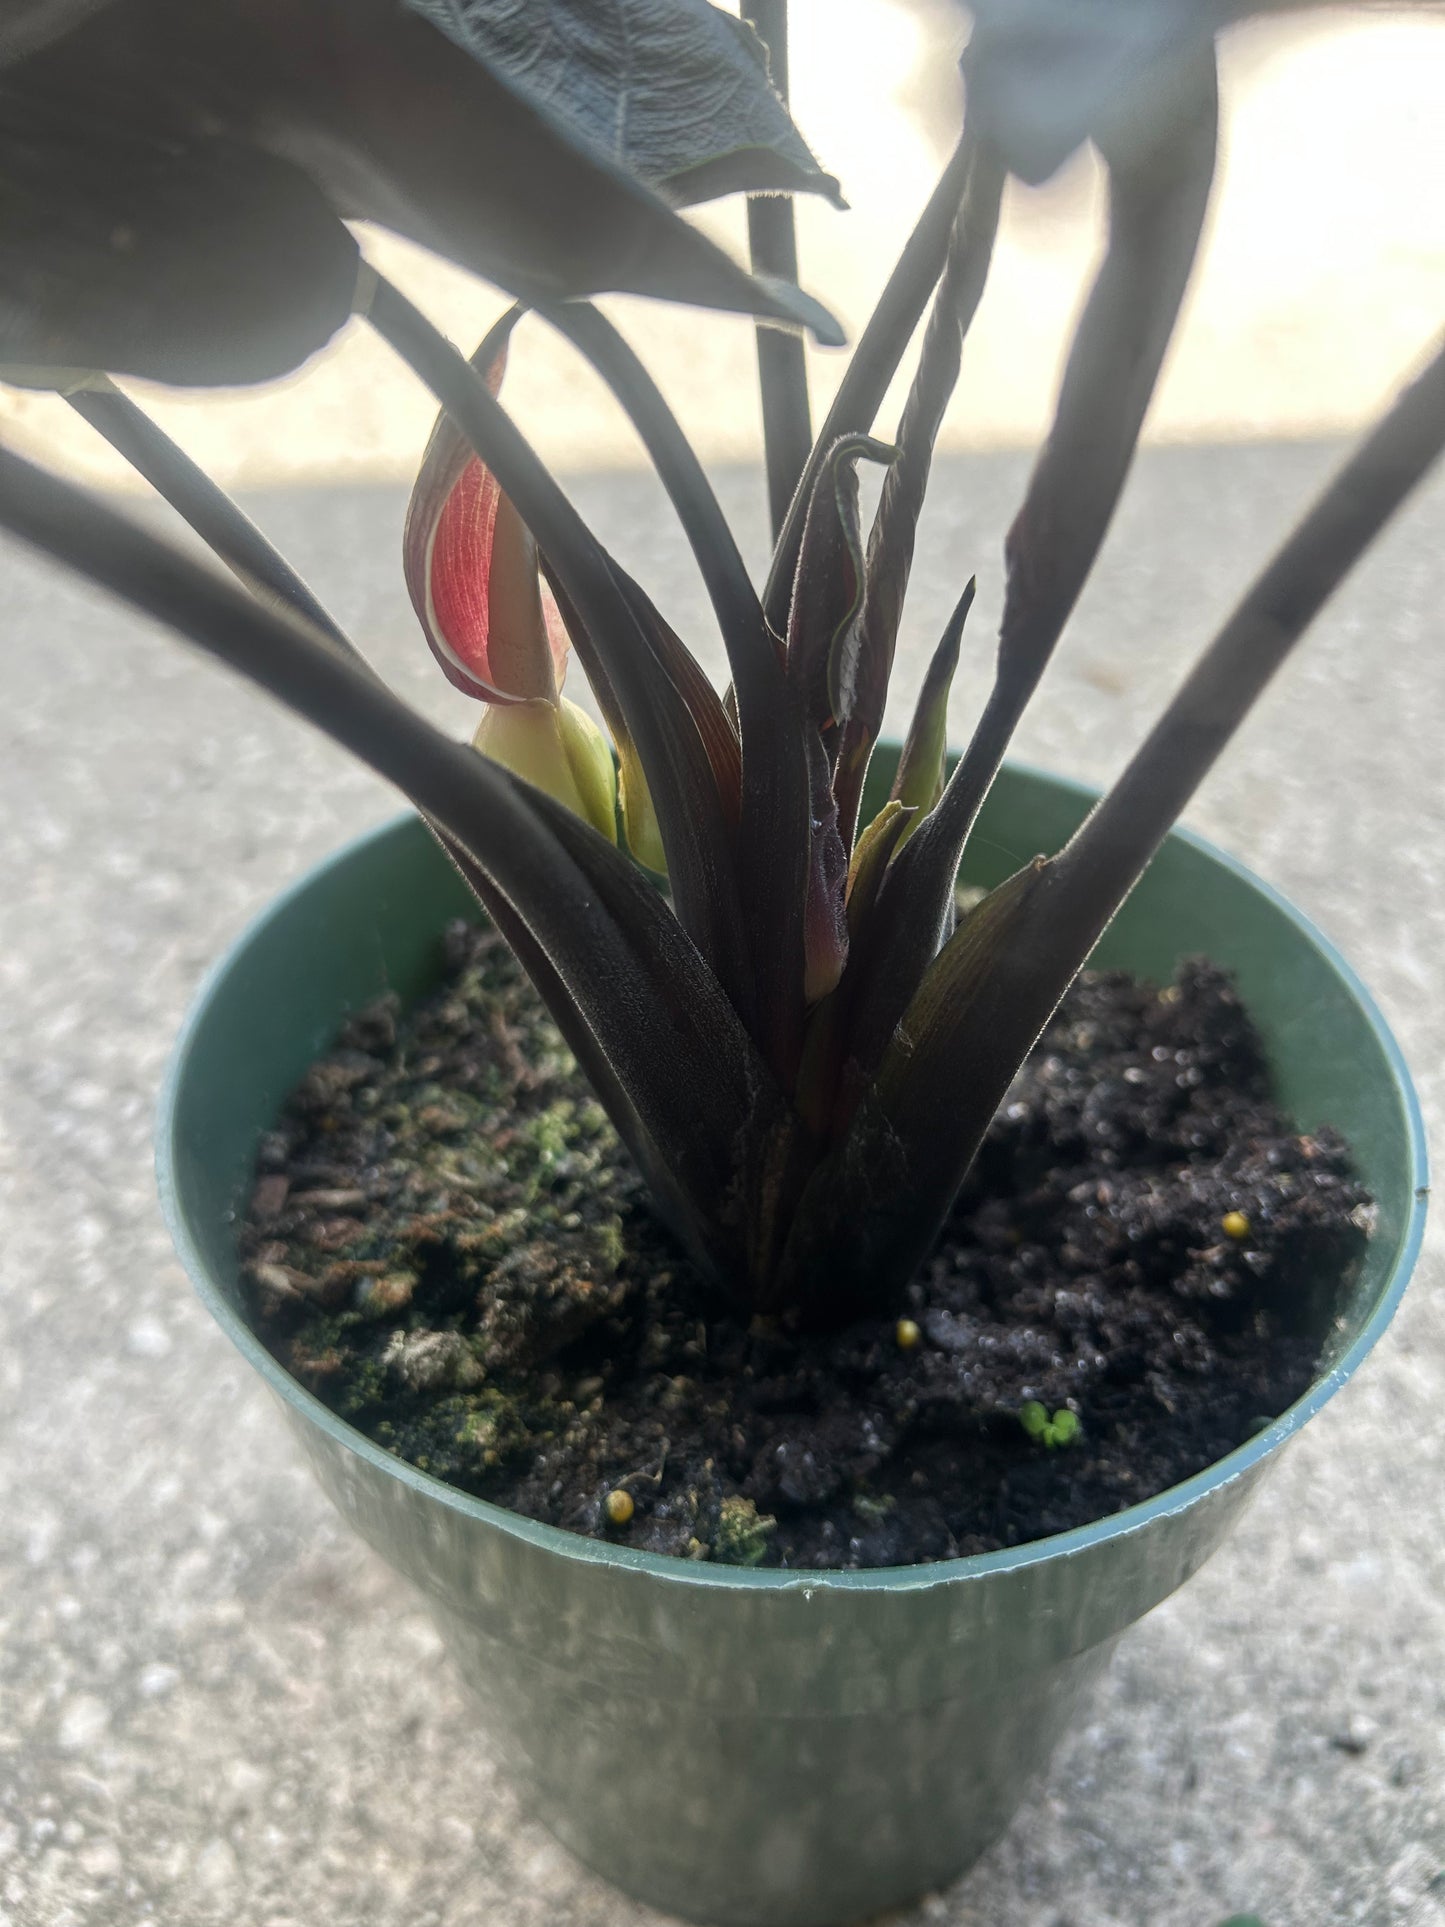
[1019,1402,1080,1450]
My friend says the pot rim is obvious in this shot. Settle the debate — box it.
[158,761,1428,1597]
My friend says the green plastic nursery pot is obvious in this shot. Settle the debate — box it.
[158,757,1425,1927]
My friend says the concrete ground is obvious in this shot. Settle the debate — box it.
[1,442,1443,1927]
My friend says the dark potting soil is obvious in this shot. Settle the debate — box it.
[241,917,1371,1571]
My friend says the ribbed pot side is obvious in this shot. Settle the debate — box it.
[160,760,1426,1927]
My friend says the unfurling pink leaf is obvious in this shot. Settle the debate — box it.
[403,317,568,705]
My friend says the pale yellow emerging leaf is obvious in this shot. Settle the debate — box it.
[617,744,666,873]
[473,698,618,844]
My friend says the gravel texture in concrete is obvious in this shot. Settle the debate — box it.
[1,445,1442,1927]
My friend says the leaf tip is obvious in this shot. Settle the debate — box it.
[752,274,847,349]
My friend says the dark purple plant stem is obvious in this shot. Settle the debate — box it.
[763,135,972,634]
[742,0,813,544]
[66,378,355,653]
[842,52,1220,1079]
[805,327,1445,1311]
[0,442,782,1275]
[832,140,1004,849]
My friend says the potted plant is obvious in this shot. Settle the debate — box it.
[0,3,1436,1922]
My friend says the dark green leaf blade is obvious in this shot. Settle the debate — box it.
[405,0,843,208]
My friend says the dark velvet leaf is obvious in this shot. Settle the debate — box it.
[405,0,843,208]
[2,0,840,393]
[964,0,1222,184]
[0,104,358,385]
[964,0,1351,186]
[0,0,109,66]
